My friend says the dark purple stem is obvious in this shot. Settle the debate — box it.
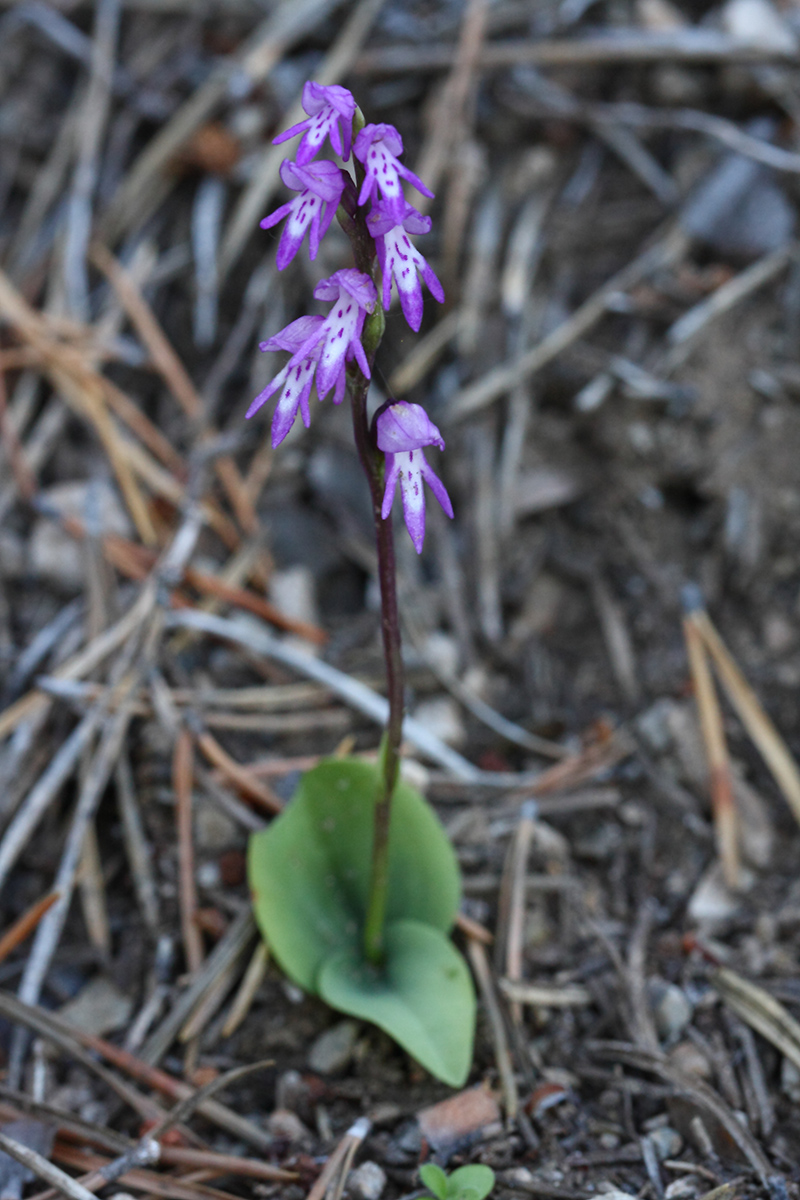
[341,173,402,966]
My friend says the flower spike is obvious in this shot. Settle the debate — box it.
[260,159,344,270]
[368,200,444,332]
[273,82,357,164]
[353,124,434,224]
[377,401,453,553]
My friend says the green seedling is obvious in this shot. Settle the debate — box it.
[419,1163,496,1200]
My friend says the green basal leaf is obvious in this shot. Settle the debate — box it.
[447,1165,495,1200]
[318,919,475,1088]
[419,1163,448,1200]
[248,759,461,993]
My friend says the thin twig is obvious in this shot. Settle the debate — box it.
[0,892,59,965]
[0,1130,96,1200]
[691,603,800,827]
[355,30,800,75]
[174,728,203,974]
[684,615,740,889]
[466,938,518,1119]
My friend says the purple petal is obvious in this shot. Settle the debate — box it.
[332,369,347,404]
[260,314,324,355]
[259,199,294,231]
[246,370,284,419]
[376,402,445,453]
[272,117,311,146]
[396,159,435,200]
[350,329,371,380]
[420,259,445,304]
[399,452,426,554]
[368,199,432,238]
[314,268,376,310]
[282,158,345,203]
[354,123,404,160]
[381,454,401,519]
[396,276,424,332]
[315,335,348,400]
[302,82,356,121]
[421,456,454,519]
[275,197,319,269]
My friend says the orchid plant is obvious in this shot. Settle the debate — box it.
[246,84,475,1086]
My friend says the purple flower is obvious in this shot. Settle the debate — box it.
[377,401,453,553]
[289,269,378,400]
[353,124,434,224]
[273,82,357,164]
[246,315,325,447]
[248,272,377,444]
[260,159,344,270]
[368,200,445,332]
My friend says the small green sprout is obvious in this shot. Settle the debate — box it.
[419,1163,495,1200]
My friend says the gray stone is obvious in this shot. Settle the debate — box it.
[665,1179,702,1199]
[681,120,795,259]
[275,1069,308,1113]
[266,1108,311,1144]
[688,863,753,925]
[647,1125,683,1160]
[651,980,693,1042]
[781,1056,800,1102]
[59,977,133,1037]
[269,565,319,629]
[194,798,238,851]
[308,1018,360,1075]
[411,697,466,749]
[347,1162,386,1200]
[636,699,677,754]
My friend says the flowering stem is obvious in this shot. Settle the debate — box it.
[348,366,403,968]
[339,184,403,967]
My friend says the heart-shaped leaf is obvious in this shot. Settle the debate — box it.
[248,759,461,993]
[446,1165,495,1200]
[419,1164,448,1200]
[318,919,475,1088]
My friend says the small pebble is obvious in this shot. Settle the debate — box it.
[270,565,320,628]
[194,799,238,851]
[275,1069,308,1113]
[669,1041,712,1079]
[195,861,221,889]
[690,864,753,926]
[722,0,797,51]
[267,1108,311,1144]
[781,1056,800,1102]
[59,978,133,1037]
[410,696,466,748]
[347,1161,386,1200]
[599,1132,620,1149]
[308,1018,360,1075]
[506,1170,535,1187]
[651,980,693,1042]
[636,699,677,754]
[281,981,305,1004]
[665,1179,701,1200]
[647,1125,683,1160]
